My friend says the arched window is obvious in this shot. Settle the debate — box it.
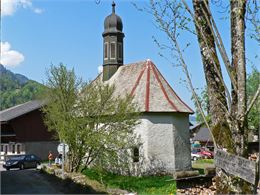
[133,147,139,163]
[104,42,108,59]
[110,42,116,59]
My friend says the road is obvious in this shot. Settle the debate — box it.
[1,165,63,194]
[0,165,103,194]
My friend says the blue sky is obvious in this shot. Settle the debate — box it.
[1,0,259,111]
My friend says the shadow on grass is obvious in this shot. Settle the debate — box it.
[41,170,107,194]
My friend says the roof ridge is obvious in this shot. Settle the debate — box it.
[130,62,147,96]
[123,59,148,67]
[0,100,45,122]
[152,64,194,113]
[145,61,151,111]
[149,61,179,111]
[0,100,39,114]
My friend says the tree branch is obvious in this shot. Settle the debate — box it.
[246,84,260,116]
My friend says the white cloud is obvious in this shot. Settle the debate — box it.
[33,8,43,14]
[98,65,103,73]
[1,0,43,16]
[0,42,25,67]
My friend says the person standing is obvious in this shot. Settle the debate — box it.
[48,151,53,166]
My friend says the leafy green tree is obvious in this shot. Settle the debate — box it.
[247,67,260,132]
[42,63,139,172]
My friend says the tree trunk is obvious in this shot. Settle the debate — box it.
[193,0,254,193]
[192,0,227,127]
[230,0,247,156]
[228,0,254,193]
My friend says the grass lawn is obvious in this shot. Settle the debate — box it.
[192,159,215,174]
[82,169,176,195]
[195,159,214,164]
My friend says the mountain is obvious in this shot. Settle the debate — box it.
[0,64,46,110]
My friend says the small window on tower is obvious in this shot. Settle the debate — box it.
[110,42,116,59]
[104,42,108,59]
[118,43,122,60]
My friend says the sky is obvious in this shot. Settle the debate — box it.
[1,0,259,112]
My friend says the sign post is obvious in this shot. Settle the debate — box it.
[62,143,65,179]
[57,143,69,179]
[215,149,256,184]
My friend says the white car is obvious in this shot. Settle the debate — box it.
[191,153,201,161]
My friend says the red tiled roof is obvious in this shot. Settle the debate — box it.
[96,59,194,113]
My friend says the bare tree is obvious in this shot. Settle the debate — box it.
[146,0,259,193]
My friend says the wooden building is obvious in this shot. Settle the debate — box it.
[0,100,58,162]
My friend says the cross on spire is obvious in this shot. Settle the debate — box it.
[112,1,116,13]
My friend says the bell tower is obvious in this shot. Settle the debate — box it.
[102,1,124,81]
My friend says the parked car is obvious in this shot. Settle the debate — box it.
[200,149,214,159]
[191,152,202,161]
[191,147,214,160]
[191,148,203,161]
[3,154,41,170]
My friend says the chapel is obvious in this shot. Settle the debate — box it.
[96,2,194,175]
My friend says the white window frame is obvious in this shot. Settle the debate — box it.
[110,42,116,59]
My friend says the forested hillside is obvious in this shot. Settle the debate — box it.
[0,64,46,110]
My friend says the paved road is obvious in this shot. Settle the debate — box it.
[1,165,102,194]
[1,166,63,194]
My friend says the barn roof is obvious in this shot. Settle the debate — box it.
[0,100,45,122]
[97,59,193,113]
[192,127,213,142]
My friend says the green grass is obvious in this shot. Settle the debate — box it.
[195,159,214,164]
[192,159,215,175]
[82,168,176,195]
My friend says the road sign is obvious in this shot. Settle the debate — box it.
[57,143,69,154]
[215,149,256,184]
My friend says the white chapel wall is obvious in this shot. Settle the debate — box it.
[172,113,192,171]
[133,113,191,175]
